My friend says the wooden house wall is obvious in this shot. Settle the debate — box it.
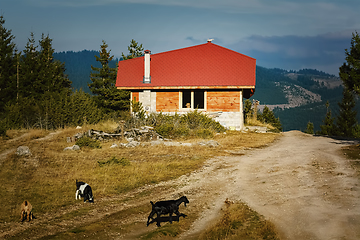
[131,90,241,113]
[206,91,240,112]
[156,92,179,112]
[132,92,139,102]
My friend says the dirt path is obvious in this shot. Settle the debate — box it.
[0,131,62,165]
[170,130,360,240]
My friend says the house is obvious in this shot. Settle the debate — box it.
[116,40,256,130]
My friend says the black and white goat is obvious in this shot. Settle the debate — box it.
[147,196,189,227]
[75,180,94,203]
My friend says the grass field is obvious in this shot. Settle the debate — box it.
[0,124,281,239]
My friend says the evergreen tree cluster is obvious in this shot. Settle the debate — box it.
[244,99,283,132]
[310,32,360,138]
[0,16,130,132]
[257,106,283,132]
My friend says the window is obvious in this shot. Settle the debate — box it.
[181,90,206,110]
[194,90,204,109]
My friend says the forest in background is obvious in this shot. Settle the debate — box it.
[2,14,360,136]
[52,50,348,132]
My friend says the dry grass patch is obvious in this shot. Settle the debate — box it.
[199,200,280,240]
[0,126,279,238]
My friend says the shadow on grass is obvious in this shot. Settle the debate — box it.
[147,213,187,227]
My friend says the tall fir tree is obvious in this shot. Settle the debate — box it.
[121,39,144,60]
[89,40,129,114]
[335,88,357,137]
[318,101,335,135]
[339,32,360,95]
[0,15,17,112]
[38,34,71,96]
[19,32,39,99]
[258,105,282,132]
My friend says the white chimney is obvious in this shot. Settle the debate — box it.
[144,50,151,83]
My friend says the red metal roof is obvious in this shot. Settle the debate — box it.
[116,42,256,89]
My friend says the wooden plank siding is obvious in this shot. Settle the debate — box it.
[132,92,139,102]
[206,91,240,112]
[156,92,179,112]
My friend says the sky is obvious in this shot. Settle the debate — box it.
[2,0,360,75]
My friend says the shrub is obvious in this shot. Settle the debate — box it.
[154,122,175,138]
[126,109,225,139]
[76,137,102,149]
[196,128,214,139]
[181,110,226,133]
[257,106,282,132]
[304,121,314,134]
[98,156,130,167]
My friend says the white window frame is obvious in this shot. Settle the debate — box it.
[179,90,207,111]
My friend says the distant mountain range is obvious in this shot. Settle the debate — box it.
[54,50,354,132]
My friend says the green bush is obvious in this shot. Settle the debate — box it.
[127,109,226,139]
[174,124,190,137]
[304,121,314,134]
[181,110,226,132]
[76,137,102,149]
[196,128,214,138]
[98,156,130,167]
[155,122,175,138]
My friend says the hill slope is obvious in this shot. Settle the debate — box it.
[54,50,119,93]
[252,67,347,131]
[54,51,350,131]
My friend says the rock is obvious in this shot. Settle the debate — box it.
[76,126,82,129]
[16,146,31,156]
[164,142,181,147]
[244,126,268,133]
[198,140,220,147]
[126,141,140,148]
[64,145,80,151]
[207,140,220,147]
[150,140,164,146]
[110,143,118,148]
[181,143,192,147]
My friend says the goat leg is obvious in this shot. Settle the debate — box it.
[156,213,161,227]
[147,210,156,226]
[20,211,25,222]
[169,212,173,224]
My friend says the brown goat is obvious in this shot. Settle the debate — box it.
[20,200,33,222]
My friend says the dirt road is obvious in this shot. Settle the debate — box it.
[170,130,360,240]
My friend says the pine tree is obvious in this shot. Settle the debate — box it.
[318,101,335,135]
[68,90,102,126]
[304,121,314,134]
[38,34,71,96]
[19,32,39,99]
[258,105,282,132]
[339,32,360,95]
[244,99,253,123]
[121,39,144,60]
[0,15,17,112]
[89,40,129,114]
[335,88,357,137]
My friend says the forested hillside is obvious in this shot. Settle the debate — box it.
[54,50,349,131]
[252,67,348,131]
[54,50,119,93]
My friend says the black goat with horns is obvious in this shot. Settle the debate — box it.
[146,196,189,227]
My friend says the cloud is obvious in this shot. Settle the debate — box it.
[231,31,355,75]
